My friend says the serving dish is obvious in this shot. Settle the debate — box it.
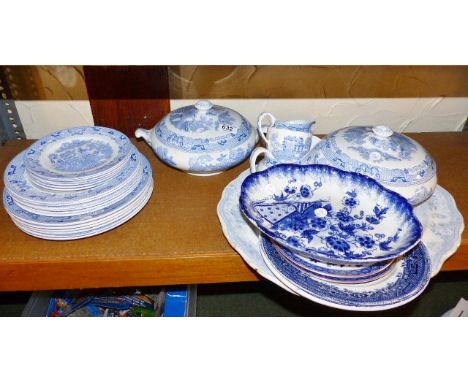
[265,236,395,284]
[217,169,463,302]
[239,164,422,264]
[135,100,257,176]
[271,237,393,278]
[260,237,431,311]
[308,125,437,205]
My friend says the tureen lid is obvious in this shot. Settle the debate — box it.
[311,125,436,186]
[155,100,253,152]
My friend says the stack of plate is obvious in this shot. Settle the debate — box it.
[3,126,153,240]
[236,163,433,311]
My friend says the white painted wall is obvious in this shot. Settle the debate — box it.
[171,98,468,134]
[16,101,94,139]
[15,98,468,139]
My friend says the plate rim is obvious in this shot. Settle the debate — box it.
[23,126,132,179]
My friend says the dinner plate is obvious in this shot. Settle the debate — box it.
[12,160,144,216]
[4,155,152,229]
[260,236,431,311]
[5,146,141,209]
[9,178,153,232]
[26,156,132,192]
[10,181,154,240]
[23,126,132,180]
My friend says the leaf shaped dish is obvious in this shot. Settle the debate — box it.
[239,164,422,264]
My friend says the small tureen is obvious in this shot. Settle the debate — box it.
[135,100,257,175]
[309,125,437,205]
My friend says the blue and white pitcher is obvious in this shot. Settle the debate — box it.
[250,112,318,172]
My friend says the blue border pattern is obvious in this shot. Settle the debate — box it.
[309,128,437,186]
[269,236,392,277]
[5,147,140,204]
[155,117,253,153]
[23,126,131,179]
[240,164,422,264]
[4,155,152,225]
[262,237,431,308]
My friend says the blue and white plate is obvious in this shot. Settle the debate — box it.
[265,236,393,278]
[240,164,423,265]
[3,155,153,239]
[13,164,144,217]
[260,236,431,311]
[10,182,153,240]
[5,146,141,210]
[262,236,395,284]
[23,126,132,180]
[4,156,151,226]
[218,170,463,310]
[292,264,394,284]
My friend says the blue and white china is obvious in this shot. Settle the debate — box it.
[23,126,132,180]
[249,136,322,173]
[250,112,318,173]
[262,235,394,284]
[217,169,297,294]
[3,155,153,240]
[135,100,257,176]
[8,184,153,240]
[308,125,437,206]
[269,236,393,278]
[3,126,154,241]
[218,170,463,309]
[413,186,464,276]
[260,237,431,311]
[5,146,141,213]
[240,164,422,264]
[257,112,316,161]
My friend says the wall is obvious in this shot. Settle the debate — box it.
[170,98,468,134]
[5,66,468,138]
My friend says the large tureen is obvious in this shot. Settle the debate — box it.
[135,100,257,176]
[308,125,437,205]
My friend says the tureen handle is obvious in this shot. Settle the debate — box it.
[249,147,274,173]
[135,128,152,147]
[257,112,276,146]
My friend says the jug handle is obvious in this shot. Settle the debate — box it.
[249,147,274,173]
[257,112,275,146]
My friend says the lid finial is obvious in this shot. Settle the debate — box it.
[195,100,214,111]
[372,125,394,138]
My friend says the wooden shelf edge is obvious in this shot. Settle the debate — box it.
[0,255,260,292]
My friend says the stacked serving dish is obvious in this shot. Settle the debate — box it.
[240,164,430,311]
[3,126,153,240]
[218,125,464,311]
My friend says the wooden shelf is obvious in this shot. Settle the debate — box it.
[0,132,466,291]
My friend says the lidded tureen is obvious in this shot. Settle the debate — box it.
[309,125,437,205]
[135,100,257,175]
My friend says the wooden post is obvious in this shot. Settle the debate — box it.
[83,66,170,136]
